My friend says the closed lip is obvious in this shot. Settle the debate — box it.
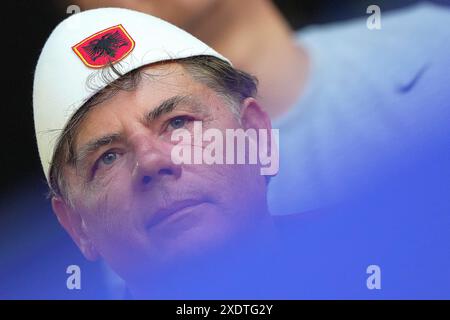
[146,199,207,229]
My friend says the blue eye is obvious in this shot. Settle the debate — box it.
[101,152,117,165]
[169,117,187,129]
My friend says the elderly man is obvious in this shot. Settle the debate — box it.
[33,5,450,299]
[34,8,296,298]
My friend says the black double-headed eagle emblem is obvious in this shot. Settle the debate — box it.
[82,30,129,61]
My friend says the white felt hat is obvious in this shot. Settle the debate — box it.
[33,7,229,182]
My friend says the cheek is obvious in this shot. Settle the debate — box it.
[230,164,264,196]
[84,158,134,207]
[80,170,136,235]
[196,162,262,207]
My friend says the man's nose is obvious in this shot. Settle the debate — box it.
[131,137,182,190]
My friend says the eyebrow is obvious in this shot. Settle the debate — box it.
[74,133,123,169]
[74,94,209,168]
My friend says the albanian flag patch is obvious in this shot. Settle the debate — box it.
[72,24,135,68]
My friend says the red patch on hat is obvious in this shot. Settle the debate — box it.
[72,24,135,69]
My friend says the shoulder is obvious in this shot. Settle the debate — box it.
[295,3,450,79]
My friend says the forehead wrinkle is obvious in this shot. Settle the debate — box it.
[143,94,211,124]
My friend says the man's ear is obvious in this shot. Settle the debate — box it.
[240,97,272,132]
[51,196,99,261]
[240,97,279,179]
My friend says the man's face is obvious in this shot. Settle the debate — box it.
[61,62,269,283]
